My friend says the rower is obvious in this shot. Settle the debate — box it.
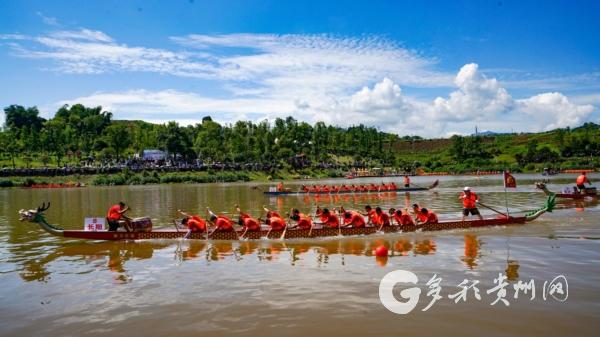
[416,208,438,225]
[343,210,366,228]
[107,201,132,232]
[263,206,282,219]
[363,205,376,224]
[411,203,421,216]
[390,182,398,190]
[207,208,235,232]
[317,208,340,228]
[576,172,592,191]
[404,175,410,188]
[373,207,391,227]
[289,208,313,230]
[236,205,260,232]
[301,184,309,193]
[390,208,414,226]
[459,187,483,221]
[177,210,207,239]
[277,182,284,192]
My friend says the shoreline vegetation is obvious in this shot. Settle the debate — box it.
[1,103,598,188]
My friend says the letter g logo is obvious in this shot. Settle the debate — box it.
[379,270,421,314]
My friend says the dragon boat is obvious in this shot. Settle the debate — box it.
[264,180,438,196]
[19,196,555,241]
[535,182,597,199]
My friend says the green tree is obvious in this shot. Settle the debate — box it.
[41,119,68,167]
[105,123,132,161]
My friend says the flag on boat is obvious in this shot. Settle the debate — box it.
[504,171,517,188]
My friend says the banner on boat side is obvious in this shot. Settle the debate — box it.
[84,217,105,231]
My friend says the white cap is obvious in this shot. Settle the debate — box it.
[463,186,471,191]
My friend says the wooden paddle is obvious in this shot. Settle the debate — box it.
[280,212,291,240]
[477,201,508,218]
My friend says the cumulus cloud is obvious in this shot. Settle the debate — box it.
[516,92,594,131]
[1,29,597,136]
[339,64,594,134]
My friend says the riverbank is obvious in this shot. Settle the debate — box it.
[0,167,347,187]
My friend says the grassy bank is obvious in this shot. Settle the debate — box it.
[0,167,347,188]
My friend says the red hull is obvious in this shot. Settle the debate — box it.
[60,217,528,241]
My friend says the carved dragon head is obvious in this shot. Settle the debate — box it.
[18,202,50,223]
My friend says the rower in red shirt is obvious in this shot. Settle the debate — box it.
[263,206,282,219]
[207,208,235,232]
[177,209,207,238]
[372,207,391,227]
[317,208,340,228]
[289,208,313,230]
[322,185,330,194]
[459,187,483,221]
[416,208,438,225]
[343,210,366,228]
[576,172,592,191]
[301,185,310,193]
[390,182,398,190]
[107,201,132,232]
[363,205,377,225]
[411,203,421,217]
[236,205,260,232]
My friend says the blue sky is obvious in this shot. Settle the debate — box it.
[1,0,599,137]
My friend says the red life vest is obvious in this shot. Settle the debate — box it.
[427,212,439,224]
[400,213,414,226]
[461,192,478,208]
[373,212,390,226]
[268,217,286,231]
[296,216,313,230]
[215,216,234,231]
[320,213,339,228]
[240,213,260,231]
[187,218,206,232]
[576,174,588,185]
[344,211,365,228]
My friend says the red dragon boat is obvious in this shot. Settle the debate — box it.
[265,180,438,196]
[19,197,555,241]
[535,182,597,200]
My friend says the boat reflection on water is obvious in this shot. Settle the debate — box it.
[16,233,519,281]
[554,197,599,212]
[18,241,171,283]
[461,234,482,270]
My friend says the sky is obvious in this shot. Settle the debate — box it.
[1,0,599,137]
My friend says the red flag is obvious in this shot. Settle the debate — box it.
[504,171,517,188]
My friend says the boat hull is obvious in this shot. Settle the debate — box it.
[264,187,428,196]
[61,217,528,241]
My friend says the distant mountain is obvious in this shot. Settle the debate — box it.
[472,130,503,136]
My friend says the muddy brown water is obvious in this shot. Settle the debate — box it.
[1,174,599,337]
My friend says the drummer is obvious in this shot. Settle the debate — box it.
[107,202,132,232]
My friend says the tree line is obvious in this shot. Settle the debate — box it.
[0,104,399,169]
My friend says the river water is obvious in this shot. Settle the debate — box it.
[1,174,599,337]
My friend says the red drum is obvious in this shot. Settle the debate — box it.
[131,217,153,232]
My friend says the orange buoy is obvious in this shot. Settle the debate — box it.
[375,245,388,257]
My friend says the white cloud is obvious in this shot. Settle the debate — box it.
[52,63,596,137]
[1,29,597,136]
[516,92,594,131]
[36,12,59,26]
